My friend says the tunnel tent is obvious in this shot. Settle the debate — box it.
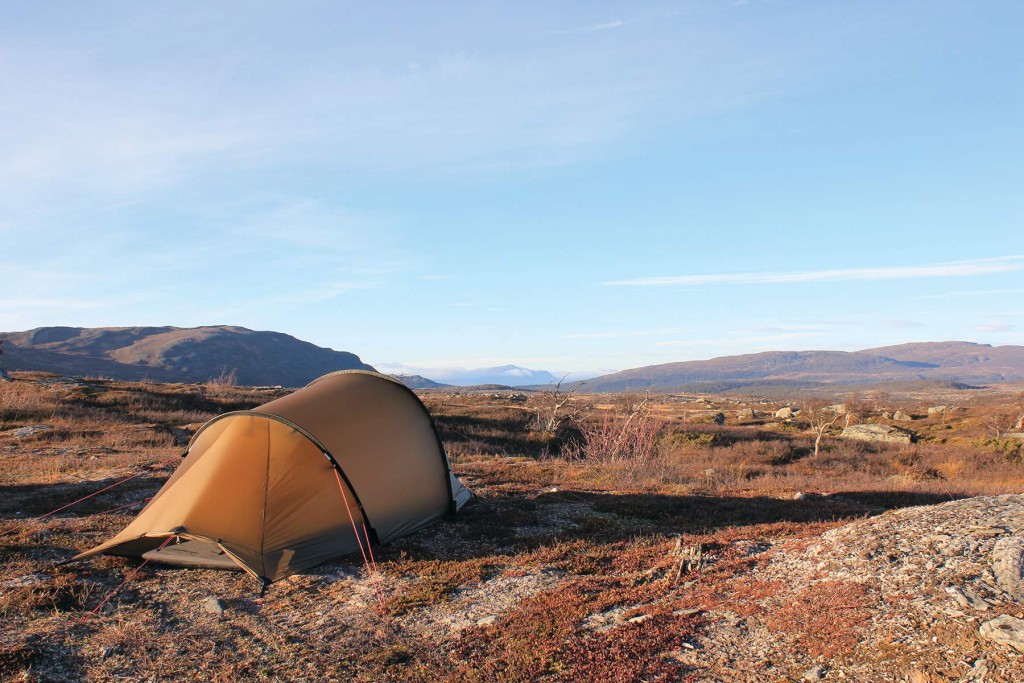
[74,370,471,583]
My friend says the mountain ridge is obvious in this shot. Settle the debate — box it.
[571,342,1024,392]
[1,325,373,387]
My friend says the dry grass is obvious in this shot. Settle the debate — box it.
[1,375,1023,681]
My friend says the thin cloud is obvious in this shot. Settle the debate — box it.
[654,331,822,348]
[549,20,623,35]
[604,256,1024,287]
[976,322,1014,332]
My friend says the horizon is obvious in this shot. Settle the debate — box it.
[4,2,1022,374]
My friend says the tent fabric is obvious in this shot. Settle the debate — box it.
[74,370,470,582]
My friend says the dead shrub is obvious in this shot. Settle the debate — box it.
[565,395,663,464]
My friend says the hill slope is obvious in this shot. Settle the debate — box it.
[1,326,374,386]
[575,342,1024,392]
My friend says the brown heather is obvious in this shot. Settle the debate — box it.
[1,373,1023,681]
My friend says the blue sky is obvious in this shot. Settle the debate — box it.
[3,1,1022,375]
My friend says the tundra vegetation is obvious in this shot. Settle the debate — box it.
[1,372,1023,681]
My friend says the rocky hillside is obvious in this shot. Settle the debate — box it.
[0,326,374,387]
[576,342,1024,393]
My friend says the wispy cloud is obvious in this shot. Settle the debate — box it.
[605,256,1024,287]
[653,331,822,348]
[549,20,623,35]
[976,322,1014,332]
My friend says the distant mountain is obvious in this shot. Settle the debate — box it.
[377,363,560,387]
[391,374,450,389]
[1,326,374,387]
[575,342,1024,393]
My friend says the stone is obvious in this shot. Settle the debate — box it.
[736,408,755,419]
[992,536,1024,602]
[0,573,51,589]
[775,407,794,419]
[476,615,499,626]
[828,404,848,415]
[927,406,948,415]
[711,411,725,425]
[979,615,1024,652]
[840,423,914,445]
[801,664,825,681]
[793,491,807,501]
[627,614,652,624]
[893,410,913,422]
[202,597,226,616]
[10,425,52,438]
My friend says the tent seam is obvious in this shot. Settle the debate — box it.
[259,418,271,580]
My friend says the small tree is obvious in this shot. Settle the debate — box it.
[842,391,871,428]
[532,375,584,434]
[802,398,845,457]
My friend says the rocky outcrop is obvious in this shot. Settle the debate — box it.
[840,423,915,444]
[993,536,1024,602]
[892,410,913,422]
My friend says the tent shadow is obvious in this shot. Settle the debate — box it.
[0,476,167,519]
[376,487,970,563]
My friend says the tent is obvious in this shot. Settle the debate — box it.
[74,370,471,584]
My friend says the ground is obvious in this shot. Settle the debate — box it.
[1,374,1023,682]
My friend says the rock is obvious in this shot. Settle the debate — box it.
[840,423,914,445]
[627,614,652,624]
[801,664,825,681]
[0,573,51,589]
[10,425,52,438]
[828,404,847,415]
[992,536,1024,602]
[775,407,794,419]
[736,408,755,419]
[711,411,725,425]
[908,669,930,683]
[793,491,807,501]
[882,412,892,419]
[979,615,1024,652]
[202,597,226,616]
[476,615,499,626]
[945,585,989,611]
[893,410,913,422]
[927,406,948,415]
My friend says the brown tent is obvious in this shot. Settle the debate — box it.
[75,370,471,583]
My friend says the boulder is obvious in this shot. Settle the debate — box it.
[927,405,949,415]
[827,404,847,415]
[736,408,755,420]
[893,410,913,422]
[775,407,794,419]
[840,423,914,445]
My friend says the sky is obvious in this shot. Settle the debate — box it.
[3,1,1023,376]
